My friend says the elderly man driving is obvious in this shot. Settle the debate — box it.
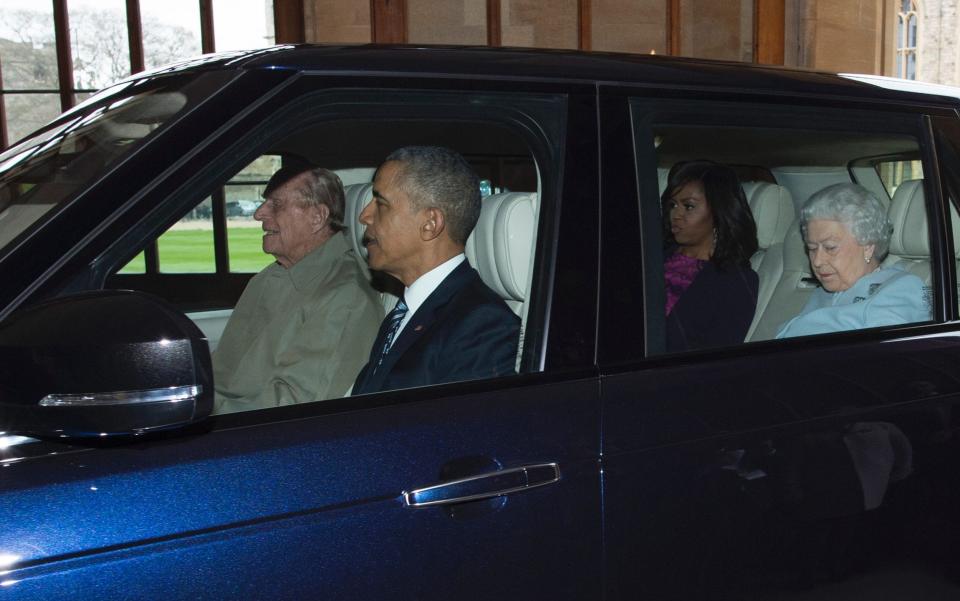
[214,166,382,413]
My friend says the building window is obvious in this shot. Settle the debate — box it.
[0,0,277,150]
[897,0,919,80]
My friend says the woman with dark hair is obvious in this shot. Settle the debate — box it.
[662,160,759,352]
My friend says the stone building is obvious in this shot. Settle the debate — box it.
[784,0,960,86]
[915,0,960,85]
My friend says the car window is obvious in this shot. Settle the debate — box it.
[225,155,279,273]
[117,155,280,275]
[877,158,924,198]
[86,88,564,416]
[631,101,935,356]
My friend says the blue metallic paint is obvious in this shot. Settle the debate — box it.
[1,379,601,599]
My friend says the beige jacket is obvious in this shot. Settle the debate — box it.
[213,233,382,413]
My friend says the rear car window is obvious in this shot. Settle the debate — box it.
[631,102,935,356]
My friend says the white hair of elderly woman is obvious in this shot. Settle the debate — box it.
[800,183,893,261]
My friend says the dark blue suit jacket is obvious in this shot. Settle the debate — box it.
[352,261,520,395]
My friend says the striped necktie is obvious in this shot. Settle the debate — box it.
[375,296,408,370]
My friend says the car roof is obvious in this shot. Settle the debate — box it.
[214,44,960,108]
[110,44,960,113]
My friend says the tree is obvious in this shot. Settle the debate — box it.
[0,6,200,143]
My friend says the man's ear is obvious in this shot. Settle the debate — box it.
[420,207,446,242]
[310,203,330,234]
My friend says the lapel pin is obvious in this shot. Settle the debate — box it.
[414,324,424,332]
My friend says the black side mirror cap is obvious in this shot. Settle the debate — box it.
[0,290,212,438]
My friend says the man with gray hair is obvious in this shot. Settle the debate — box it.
[352,146,520,395]
[214,166,383,413]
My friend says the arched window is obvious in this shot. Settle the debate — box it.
[897,0,919,79]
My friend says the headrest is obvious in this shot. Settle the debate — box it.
[746,182,794,250]
[782,219,812,275]
[888,179,928,258]
[465,192,536,302]
[343,182,373,261]
[740,181,763,201]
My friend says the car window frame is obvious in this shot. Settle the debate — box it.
[602,91,954,370]
[8,72,601,432]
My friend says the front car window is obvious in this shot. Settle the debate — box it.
[83,88,564,415]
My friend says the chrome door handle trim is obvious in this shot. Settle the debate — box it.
[402,462,560,508]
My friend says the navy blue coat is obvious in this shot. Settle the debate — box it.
[352,261,521,395]
[665,261,758,353]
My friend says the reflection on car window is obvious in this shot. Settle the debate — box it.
[0,76,197,253]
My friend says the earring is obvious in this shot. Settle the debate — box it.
[712,228,718,247]
[865,256,872,264]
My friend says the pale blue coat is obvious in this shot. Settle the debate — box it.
[777,267,932,339]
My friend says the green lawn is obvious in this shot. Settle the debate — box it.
[225,228,274,272]
[119,227,273,274]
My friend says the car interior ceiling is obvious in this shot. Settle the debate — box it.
[655,127,920,169]
[269,119,536,181]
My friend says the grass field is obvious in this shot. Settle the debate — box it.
[119,227,273,274]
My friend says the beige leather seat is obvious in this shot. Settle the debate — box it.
[466,191,537,368]
[883,179,933,283]
[882,178,960,308]
[342,182,373,269]
[465,192,537,317]
[747,218,819,341]
[344,184,537,320]
[342,182,401,312]
[742,182,795,339]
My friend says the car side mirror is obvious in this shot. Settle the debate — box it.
[0,290,212,438]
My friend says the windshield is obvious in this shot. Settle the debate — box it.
[0,74,204,252]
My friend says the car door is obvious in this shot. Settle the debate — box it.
[599,85,960,599]
[0,69,603,599]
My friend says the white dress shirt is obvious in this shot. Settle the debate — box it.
[390,253,465,345]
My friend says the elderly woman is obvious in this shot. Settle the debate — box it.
[663,160,759,352]
[777,183,931,338]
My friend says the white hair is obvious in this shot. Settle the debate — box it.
[800,183,892,260]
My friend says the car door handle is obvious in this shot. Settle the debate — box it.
[402,462,560,508]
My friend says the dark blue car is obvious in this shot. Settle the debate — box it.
[1,46,960,599]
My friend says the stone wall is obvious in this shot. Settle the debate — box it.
[300,0,960,86]
[790,0,886,74]
[918,0,960,85]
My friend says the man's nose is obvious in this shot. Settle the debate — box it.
[358,201,373,225]
[253,202,268,221]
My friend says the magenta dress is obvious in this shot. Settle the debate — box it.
[664,252,705,315]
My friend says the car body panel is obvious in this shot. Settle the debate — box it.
[2,377,601,599]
